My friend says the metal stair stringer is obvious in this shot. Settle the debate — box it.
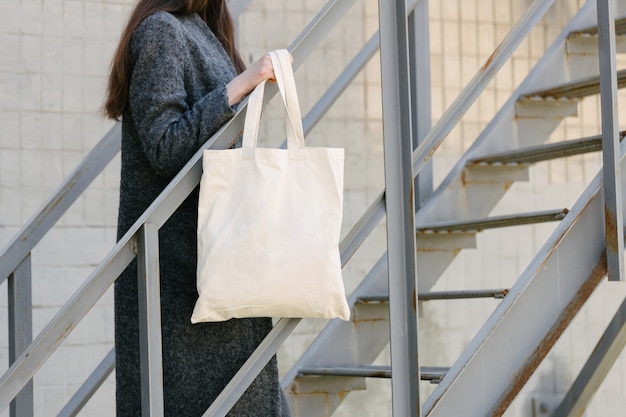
[422,143,626,417]
[280,3,603,415]
[412,1,599,293]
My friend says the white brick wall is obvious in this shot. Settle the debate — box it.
[1,0,626,415]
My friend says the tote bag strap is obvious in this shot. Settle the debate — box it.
[270,50,305,150]
[242,78,266,148]
[242,50,305,149]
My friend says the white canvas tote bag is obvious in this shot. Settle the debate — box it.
[192,49,350,323]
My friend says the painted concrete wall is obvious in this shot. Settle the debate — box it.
[1,0,625,415]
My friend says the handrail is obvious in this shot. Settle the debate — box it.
[203,0,558,415]
[60,12,384,415]
[0,0,249,285]
[0,0,557,413]
[0,0,358,411]
[340,0,556,266]
[0,124,121,283]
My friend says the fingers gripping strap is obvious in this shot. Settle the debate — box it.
[241,49,305,149]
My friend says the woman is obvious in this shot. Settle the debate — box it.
[104,0,283,415]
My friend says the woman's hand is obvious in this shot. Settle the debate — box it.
[226,52,292,106]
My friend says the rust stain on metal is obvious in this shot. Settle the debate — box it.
[490,254,607,417]
[604,205,619,254]
[480,42,503,74]
[41,178,78,218]
[353,317,388,325]
[460,170,468,187]
[57,322,76,344]
[412,289,417,313]
[534,195,596,274]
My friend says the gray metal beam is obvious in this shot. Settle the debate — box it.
[57,348,115,417]
[0,0,357,409]
[226,0,253,20]
[552,292,626,416]
[0,237,137,412]
[137,223,164,416]
[0,124,121,285]
[339,0,557,270]
[297,365,449,382]
[521,69,626,99]
[358,289,510,303]
[202,318,301,417]
[417,208,568,233]
[378,1,420,417]
[597,0,624,282]
[411,0,555,179]
[301,32,379,137]
[0,0,251,288]
[468,132,626,165]
[8,255,33,417]
[409,0,433,208]
[287,0,356,69]
[423,142,626,417]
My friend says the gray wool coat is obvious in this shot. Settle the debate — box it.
[115,11,282,417]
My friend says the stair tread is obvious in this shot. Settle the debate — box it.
[298,365,449,381]
[468,132,626,165]
[416,208,568,233]
[569,17,626,36]
[520,68,626,99]
[358,289,510,303]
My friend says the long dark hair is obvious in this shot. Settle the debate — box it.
[104,0,246,120]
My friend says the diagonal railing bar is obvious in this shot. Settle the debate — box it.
[552,273,626,416]
[302,32,378,137]
[226,0,253,20]
[0,0,556,413]
[60,2,380,411]
[56,349,115,417]
[411,0,556,192]
[0,234,137,412]
[340,0,556,267]
[0,123,121,284]
[0,0,249,285]
[200,1,557,416]
[0,0,358,412]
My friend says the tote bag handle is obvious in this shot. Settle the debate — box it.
[242,50,305,149]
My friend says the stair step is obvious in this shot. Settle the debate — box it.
[569,17,626,36]
[567,18,626,55]
[468,132,626,165]
[416,209,568,234]
[520,68,626,99]
[358,289,509,304]
[298,365,449,383]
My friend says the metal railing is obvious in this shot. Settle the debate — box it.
[1,0,621,416]
[0,0,359,414]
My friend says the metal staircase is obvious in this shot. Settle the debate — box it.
[1,0,626,417]
[282,1,626,416]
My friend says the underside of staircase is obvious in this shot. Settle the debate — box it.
[281,2,626,416]
[2,1,626,417]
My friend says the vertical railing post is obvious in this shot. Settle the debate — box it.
[8,254,34,417]
[378,0,420,416]
[597,0,624,281]
[137,223,164,417]
[408,0,433,208]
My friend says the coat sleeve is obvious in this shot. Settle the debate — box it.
[128,14,235,178]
